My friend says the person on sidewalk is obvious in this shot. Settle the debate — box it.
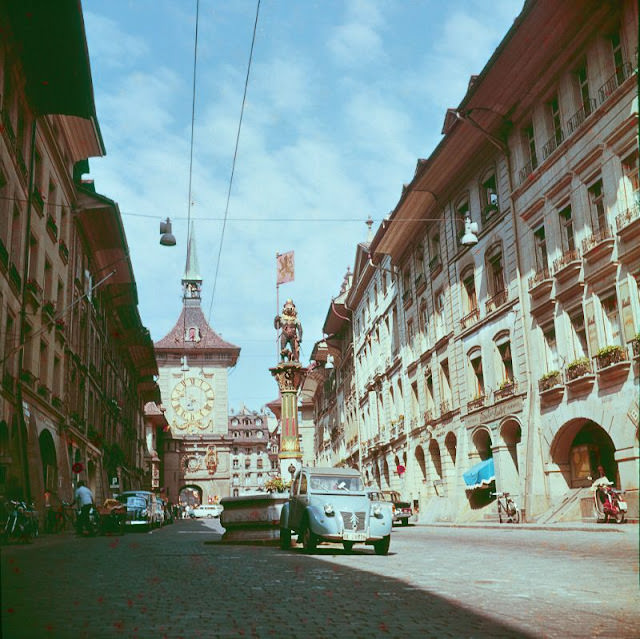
[73,480,94,535]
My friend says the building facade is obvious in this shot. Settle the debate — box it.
[228,406,279,496]
[0,1,160,518]
[309,0,639,522]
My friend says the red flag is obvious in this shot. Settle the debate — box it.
[276,251,294,285]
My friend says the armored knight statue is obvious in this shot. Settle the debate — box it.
[274,299,303,362]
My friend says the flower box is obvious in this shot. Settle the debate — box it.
[46,215,58,242]
[51,394,63,409]
[495,380,516,400]
[594,345,630,385]
[538,371,561,392]
[58,239,69,264]
[20,369,37,387]
[565,357,592,380]
[37,384,49,399]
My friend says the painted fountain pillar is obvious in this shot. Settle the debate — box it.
[271,298,305,480]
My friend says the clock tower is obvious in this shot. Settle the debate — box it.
[155,229,240,505]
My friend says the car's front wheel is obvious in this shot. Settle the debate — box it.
[279,527,291,550]
[302,525,317,553]
[374,535,390,556]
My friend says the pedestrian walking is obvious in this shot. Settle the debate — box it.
[73,480,94,535]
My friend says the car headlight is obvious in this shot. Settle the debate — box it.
[324,503,335,516]
[141,509,148,518]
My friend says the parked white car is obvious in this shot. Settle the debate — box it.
[192,504,223,518]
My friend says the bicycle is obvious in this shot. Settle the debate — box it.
[45,501,75,533]
[491,491,521,524]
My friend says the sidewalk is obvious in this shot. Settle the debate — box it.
[414,519,637,534]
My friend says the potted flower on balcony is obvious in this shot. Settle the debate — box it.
[54,317,65,332]
[566,356,591,380]
[594,344,625,369]
[46,215,58,242]
[539,370,561,392]
[37,383,49,398]
[632,333,640,359]
[58,239,69,263]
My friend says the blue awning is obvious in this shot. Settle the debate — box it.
[463,458,495,490]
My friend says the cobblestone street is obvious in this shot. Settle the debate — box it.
[1,520,638,638]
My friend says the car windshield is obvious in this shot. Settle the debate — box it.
[117,495,147,509]
[309,475,364,492]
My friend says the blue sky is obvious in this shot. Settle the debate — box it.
[82,0,523,411]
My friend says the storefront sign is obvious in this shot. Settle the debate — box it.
[464,395,524,428]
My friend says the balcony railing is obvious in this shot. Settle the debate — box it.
[518,159,536,186]
[429,254,441,277]
[566,98,596,135]
[598,61,633,104]
[467,395,485,411]
[541,129,565,161]
[553,248,580,275]
[528,267,552,290]
[582,225,613,254]
[485,289,508,314]
[460,307,480,330]
[616,202,640,231]
[494,380,517,401]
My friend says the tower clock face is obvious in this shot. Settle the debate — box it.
[171,377,215,424]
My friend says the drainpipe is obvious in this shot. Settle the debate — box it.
[454,110,537,522]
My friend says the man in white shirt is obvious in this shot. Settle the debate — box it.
[74,480,94,535]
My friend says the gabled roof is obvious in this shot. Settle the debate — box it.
[154,303,240,358]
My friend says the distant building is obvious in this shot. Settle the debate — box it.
[228,406,279,496]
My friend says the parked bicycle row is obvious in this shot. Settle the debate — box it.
[1,484,180,544]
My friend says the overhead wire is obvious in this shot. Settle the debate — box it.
[205,0,262,330]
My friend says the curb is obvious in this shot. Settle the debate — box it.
[414,522,636,533]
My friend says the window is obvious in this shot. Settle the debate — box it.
[429,232,440,271]
[588,179,607,233]
[497,340,514,383]
[434,289,445,338]
[424,373,434,414]
[533,225,548,273]
[601,294,622,346]
[410,381,419,421]
[524,123,538,170]
[419,299,428,336]
[460,266,478,328]
[558,206,575,253]
[577,63,592,115]
[232,459,239,468]
[543,326,559,372]
[439,359,452,409]
[622,152,639,206]
[406,318,415,349]
[481,173,498,212]
[569,309,589,359]
[39,339,48,387]
[550,95,563,146]
[485,244,505,298]
[469,350,484,398]
[456,198,469,243]
[611,30,625,84]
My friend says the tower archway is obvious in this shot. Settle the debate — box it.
[179,484,203,507]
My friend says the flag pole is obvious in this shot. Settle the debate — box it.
[275,252,280,362]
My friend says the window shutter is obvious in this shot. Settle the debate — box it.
[584,298,598,355]
[618,279,637,342]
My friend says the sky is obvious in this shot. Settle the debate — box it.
[82,0,524,412]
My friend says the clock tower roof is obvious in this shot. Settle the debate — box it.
[154,303,240,362]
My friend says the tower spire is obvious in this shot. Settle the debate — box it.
[182,223,202,302]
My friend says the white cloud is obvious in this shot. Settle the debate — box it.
[84,11,149,69]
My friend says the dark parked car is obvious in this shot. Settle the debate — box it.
[379,490,413,526]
